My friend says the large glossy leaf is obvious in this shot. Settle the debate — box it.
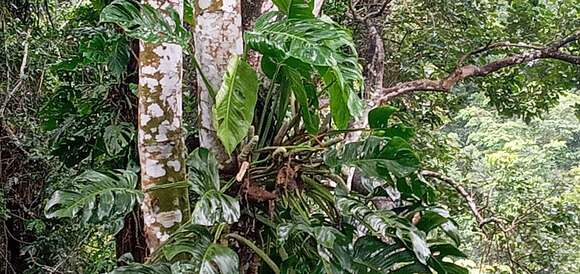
[146,224,240,274]
[246,16,363,128]
[325,136,420,179]
[337,196,431,265]
[352,236,425,273]
[44,169,142,234]
[368,106,398,130]
[187,148,220,195]
[191,190,240,226]
[187,148,240,225]
[213,55,259,155]
[100,0,190,47]
[272,0,315,19]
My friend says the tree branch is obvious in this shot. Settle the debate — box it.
[420,171,487,226]
[378,31,580,103]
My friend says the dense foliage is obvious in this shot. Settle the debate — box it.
[1,0,578,273]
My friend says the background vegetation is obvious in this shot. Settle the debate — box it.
[1,0,578,273]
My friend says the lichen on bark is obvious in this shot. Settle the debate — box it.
[138,0,190,253]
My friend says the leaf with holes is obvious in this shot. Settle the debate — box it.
[44,169,142,234]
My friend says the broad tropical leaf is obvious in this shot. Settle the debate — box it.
[187,148,240,225]
[149,224,240,274]
[187,148,220,195]
[246,16,363,128]
[44,169,142,234]
[103,122,134,155]
[337,196,431,264]
[192,190,240,226]
[272,0,315,19]
[325,136,420,179]
[213,55,259,155]
[352,236,428,273]
[100,0,190,47]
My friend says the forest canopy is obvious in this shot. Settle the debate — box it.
[0,0,578,273]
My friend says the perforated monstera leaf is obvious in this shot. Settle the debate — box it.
[100,0,190,47]
[187,148,240,225]
[212,55,259,155]
[112,224,239,273]
[45,169,142,234]
[246,15,363,129]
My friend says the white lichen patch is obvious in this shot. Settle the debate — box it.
[156,209,183,228]
[140,114,152,126]
[148,103,164,117]
[167,160,181,172]
[198,0,212,9]
[145,159,166,178]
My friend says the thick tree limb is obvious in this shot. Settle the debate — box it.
[378,31,580,103]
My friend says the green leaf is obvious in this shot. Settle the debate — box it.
[368,106,398,129]
[115,225,239,273]
[325,136,420,179]
[44,169,143,234]
[107,37,130,77]
[198,244,239,274]
[325,71,351,129]
[337,196,431,265]
[103,123,134,155]
[213,55,259,155]
[183,0,195,25]
[283,67,320,133]
[187,148,220,195]
[100,0,190,47]
[191,190,240,226]
[246,16,363,128]
[187,148,240,226]
[352,236,414,273]
[273,0,315,19]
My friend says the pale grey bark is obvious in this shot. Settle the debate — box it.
[195,0,244,166]
[138,0,189,253]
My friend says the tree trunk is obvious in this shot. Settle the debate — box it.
[138,0,190,253]
[194,0,244,167]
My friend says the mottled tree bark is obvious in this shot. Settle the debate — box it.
[138,0,190,253]
[194,0,244,166]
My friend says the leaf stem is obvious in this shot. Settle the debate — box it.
[257,64,282,146]
[226,233,280,274]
